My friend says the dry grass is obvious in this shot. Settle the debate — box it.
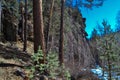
[0,41,33,80]
[0,56,23,80]
[0,67,23,80]
[16,41,34,54]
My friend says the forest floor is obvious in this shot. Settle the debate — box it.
[0,41,33,80]
[0,41,99,80]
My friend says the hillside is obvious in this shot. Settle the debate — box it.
[0,0,111,80]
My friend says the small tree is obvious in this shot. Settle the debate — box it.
[91,28,98,40]
[28,47,70,80]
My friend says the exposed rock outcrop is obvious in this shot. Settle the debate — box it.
[46,8,96,77]
[63,9,95,77]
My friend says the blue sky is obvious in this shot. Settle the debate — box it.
[80,0,120,38]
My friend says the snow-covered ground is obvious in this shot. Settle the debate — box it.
[91,65,120,80]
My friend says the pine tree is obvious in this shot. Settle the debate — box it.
[33,0,46,62]
[96,20,120,80]
[45,0,55,53]
[59,0,65,65]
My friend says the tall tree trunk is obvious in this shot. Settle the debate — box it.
[0,0,1,33]
[45,0,55,53]
[107,53,112,80]
[23,0,27,52]
[59,0,64,65]
[19,0,24,42]
[33,0,46,61]
[105,40,112,80]
[21,10,24,42]
[107,40,112,80]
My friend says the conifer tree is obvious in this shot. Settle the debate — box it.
[59,0,65,65]
[96,20,120,80]
[33,0,46,62]
[45,0,55,52]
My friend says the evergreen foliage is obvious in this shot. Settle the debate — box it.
[115,10,120,32]
[96,20,120,80]
[59,64,71,80]
[91,28,98,39]
[1,0,19,41]
[1,0,113,79]
[28,47,70,79]
[28,47,45,79]
[2,0,19,25]
[66,0,104,9]
[46,52,59,78]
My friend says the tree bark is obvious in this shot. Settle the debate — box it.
[23,0,27,52]
[33,0,46,60]
[45,0,55,53]
[59,0,64,65]
[0,0,1,33]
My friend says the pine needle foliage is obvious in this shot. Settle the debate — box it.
[28,48,70,80]
[96,20,120,80]
[46,52,59,78]
[27,47,70,80]
[2,0,19,25]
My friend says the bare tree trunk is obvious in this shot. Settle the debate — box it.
[21,13,24,42]
[0,0,1,33]
[45,0,55,53]
[23,0,27,52]
[19,0,24,42]
[33,0,46,61]
[107,53,112,80]
[59,0,65,65]
[107,40,112,80]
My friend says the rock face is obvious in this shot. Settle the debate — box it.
[46,8,96,77]
[63,9,95,77]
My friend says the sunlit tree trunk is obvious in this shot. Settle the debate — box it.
[59,0,65,65]
[33,0,46,61]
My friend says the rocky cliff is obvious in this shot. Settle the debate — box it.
[64,9,95,76]
[46,7,96,77]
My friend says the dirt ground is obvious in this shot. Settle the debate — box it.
[0,41,33,80]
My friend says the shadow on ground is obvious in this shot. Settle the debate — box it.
[0,44,31,62]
